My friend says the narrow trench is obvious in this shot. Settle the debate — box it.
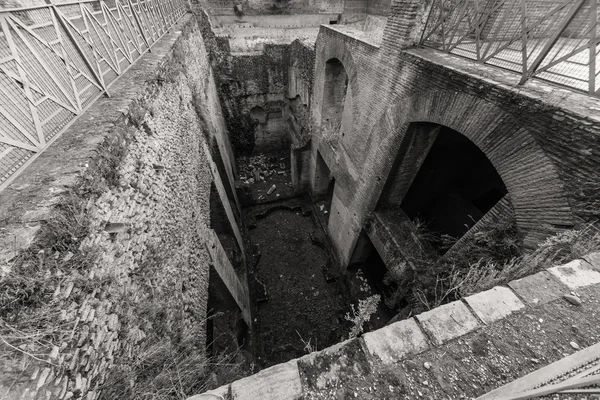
[220,125,513,370]
[226,148,402,368]
[236,151,353,367]
[210,88,514,374]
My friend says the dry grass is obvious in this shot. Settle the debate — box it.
[99,315,243,400]
[452,223,600,297]
[383,219,600,313]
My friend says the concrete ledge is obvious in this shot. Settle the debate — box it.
[190,253,600,399]
[548,259,600,289]
[362,317,428,364]
[508,270,568,306]
[416,300,480,346]
[230,360,302,400]
[188,385,229,399]
[464,286,525,324]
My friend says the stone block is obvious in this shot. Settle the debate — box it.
[508,270,568,306]
[189,384,229,399]
[362,318,428,364]
[231,360,302,400]
[416,300,480,346]
[464,286,525,324]
[548,259,600,289]
[583,252,600,270]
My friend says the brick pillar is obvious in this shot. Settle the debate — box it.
[382,0,434,52]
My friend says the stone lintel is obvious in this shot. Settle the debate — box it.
[202,141,246,263]
[207,229,251,327]
[364,210,412,274]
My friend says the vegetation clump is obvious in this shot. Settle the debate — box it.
[382,219,600,315]
[345,294,380,339]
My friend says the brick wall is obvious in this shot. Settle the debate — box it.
[367,0,392,16]
[309,0,600,267]
[0,14,241,400]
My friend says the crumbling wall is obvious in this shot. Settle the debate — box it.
[0,14,240,400]
[210,39,292,155]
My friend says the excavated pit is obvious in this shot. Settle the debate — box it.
[232,150,396,368]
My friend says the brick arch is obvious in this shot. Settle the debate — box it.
[374,89,575,248]
[312,35,360,134]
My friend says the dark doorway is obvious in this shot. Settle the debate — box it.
[400,126,507,243]
[322,58,348,134]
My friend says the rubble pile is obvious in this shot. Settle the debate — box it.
[238,155,287,185]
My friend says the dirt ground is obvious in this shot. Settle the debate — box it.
[244,202,354,368]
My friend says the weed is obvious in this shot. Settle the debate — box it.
[99,307,242,400]
[345,294,380,339]
[296,330,317,353]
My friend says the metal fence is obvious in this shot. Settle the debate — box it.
[420,0,599,95]
[0,0,187,190]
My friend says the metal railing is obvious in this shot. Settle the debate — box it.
[0,0,187,190]
[420,0,599,95]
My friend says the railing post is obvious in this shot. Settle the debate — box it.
[128,0,152,52]
[473,0,482,62]
[52,5,109,96]
[520,0,527,80]
[589,0,596,94]
[519,0,588,85]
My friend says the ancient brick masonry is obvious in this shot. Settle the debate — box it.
[308,0,600,267]
[0,14,241,400]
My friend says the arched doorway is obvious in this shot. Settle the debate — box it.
[250,105,267,124]
[321,58,351,139]
[377,122,509,249]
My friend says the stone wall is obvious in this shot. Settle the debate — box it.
[0,13,244,400]
[200,0,346,15]
[309,0,600,267]
[207,28,295,154]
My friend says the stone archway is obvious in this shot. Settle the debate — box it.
[372,90,576,250]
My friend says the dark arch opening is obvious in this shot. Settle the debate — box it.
[322,58,349,135]
[250,106,267,124]
[400,125,508,244]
